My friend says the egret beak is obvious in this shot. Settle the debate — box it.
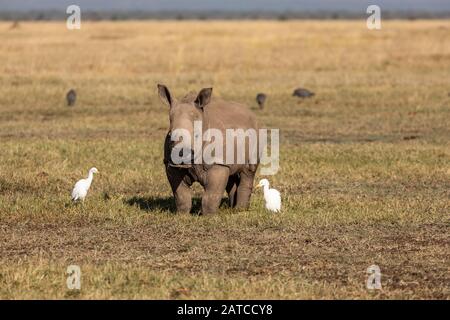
[255,182,262,188]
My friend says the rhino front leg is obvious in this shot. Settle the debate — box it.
[173,180,192,214]
[202,165,230,215]
[235,171,255,210]
[166,166,192,214]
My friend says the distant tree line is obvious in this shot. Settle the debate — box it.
[1,10,449,21]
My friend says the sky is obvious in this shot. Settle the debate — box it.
[0,0,449,12]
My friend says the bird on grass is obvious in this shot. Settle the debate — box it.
[66,89,77,107]
[71,167,98,202]
[256,93,267,109]
[292,87,315,98]
[256,179,281,213]
[9,21,20,30]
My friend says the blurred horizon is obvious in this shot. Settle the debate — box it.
[1,0,450,12]
[1,0,449,20]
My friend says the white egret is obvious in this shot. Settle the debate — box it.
[71,167,98,202]
[256,179,281,212]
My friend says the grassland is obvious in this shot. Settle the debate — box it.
[0,20,449,299]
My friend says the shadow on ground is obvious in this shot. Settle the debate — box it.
[125,196,178,213]
[125,196,230,214]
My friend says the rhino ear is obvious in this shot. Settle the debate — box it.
[194,88,213,110]
[157,84,172,107]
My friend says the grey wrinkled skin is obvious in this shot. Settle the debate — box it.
[158,84,260,215]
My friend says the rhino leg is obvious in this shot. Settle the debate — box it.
[226,175,238,208]
[235,171,255,210]
[166,166,192,214]
[202,165,230,215]
[174,181,192,214]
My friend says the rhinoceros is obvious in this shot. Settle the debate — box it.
[157,84,260,215]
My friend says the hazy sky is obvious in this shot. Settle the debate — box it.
[1,0,449,12]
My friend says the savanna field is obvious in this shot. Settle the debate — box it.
[0,20,449,299]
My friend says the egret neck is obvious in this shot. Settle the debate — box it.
[262,184,270,197]
[86,171,95,187]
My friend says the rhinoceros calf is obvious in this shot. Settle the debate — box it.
[158,84,260,215]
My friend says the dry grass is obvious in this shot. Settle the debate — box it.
[0,20,449,299]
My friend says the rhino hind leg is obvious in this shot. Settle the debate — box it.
[226,175,238,208]
[235,171,255,210]
[202,165,230,215]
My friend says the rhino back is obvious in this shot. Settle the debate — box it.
[202,99,259,175]
[203,99,258,131]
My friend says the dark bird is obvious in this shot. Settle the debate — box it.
[9,21,20,30]
[66,89,77,107]
[9,20,20,30]
[292,88,315,98]
[256,93,267,109]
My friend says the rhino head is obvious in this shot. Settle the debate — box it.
[158,84,213,167]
